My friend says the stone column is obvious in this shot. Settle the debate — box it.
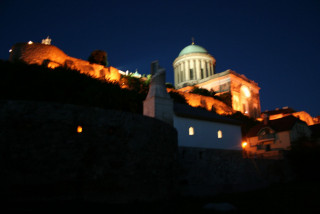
[201,60,205,78]
[211,63,214,75]
[196,59,201,80]
[185,60,190,81]
[189,60,194,80]
[174,65,178,86]
[205,61,209,77]
[181,62,184,82]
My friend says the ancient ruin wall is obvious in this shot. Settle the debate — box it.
[9,43,120,81]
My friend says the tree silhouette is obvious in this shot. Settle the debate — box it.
[88,50,108,66]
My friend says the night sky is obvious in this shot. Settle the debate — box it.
[1,0,319,117]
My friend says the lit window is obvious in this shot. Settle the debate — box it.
[9,49,12,53]
[77,125,83,133]
[189,127,194,136]
[242,142,248,149]
[217,130,222,138]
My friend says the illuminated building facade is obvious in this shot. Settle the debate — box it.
[246,115,312,158]
[173,43,261,118]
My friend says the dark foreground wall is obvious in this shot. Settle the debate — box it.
[178,147,295,196]
[0,100,178,203]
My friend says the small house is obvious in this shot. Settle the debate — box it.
[246,115,311,158]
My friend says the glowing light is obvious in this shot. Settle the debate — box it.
[241,86,251,97]
[28,41,33,45]
[189,127,194,135]
[9,49,12,53]
[77,125,83,133]
[242,142,248,149]
[217,130,222,138]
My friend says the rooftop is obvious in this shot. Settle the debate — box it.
[178,44,208,57]
[247,115,305,137]
[174,103,241,126]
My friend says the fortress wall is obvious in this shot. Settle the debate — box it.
[0,100,178,203]
[178,147,295,197]
[168,88,234,115]
[9,43,120,81]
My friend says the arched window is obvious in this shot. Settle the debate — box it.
[189,127,194,136]
[217,130,222,138]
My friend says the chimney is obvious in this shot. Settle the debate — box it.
[262,113,269,125]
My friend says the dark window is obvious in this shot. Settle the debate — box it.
[265,145,271,151]
[190,69,193,80]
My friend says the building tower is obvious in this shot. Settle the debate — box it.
[173,41,216,89]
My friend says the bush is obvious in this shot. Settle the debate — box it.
[189,86,215,98]
[88,50,108,66]
[0,60,145,114]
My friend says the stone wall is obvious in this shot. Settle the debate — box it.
[0,100,178,203]
[168,88,234,115]
[178,147,295,197]
[9,43,120,81]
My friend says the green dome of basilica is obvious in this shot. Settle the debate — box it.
[178,44,208,56]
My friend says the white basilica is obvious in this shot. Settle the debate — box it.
[173,42,261,119]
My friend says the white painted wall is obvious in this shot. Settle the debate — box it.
[173,115,242,150]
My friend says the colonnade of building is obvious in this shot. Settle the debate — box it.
[173,55,216,88]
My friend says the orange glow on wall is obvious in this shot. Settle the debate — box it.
[268,111,315,126]
[77,125,83,133]
[167,88,234,115]
[241,85,251,98]
[242,142,248,149]
[10,42,121,83]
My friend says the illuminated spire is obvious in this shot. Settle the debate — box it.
[191,37,195,45]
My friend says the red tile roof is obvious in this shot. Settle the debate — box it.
[262,107,296,115]
[247,115,304,137]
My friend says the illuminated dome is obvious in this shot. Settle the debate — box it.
[178,44,208,56]
[173,43,216,89]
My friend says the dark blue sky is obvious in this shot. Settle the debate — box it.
[1,0,319,117]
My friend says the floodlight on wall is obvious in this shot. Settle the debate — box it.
[77,125,83,133]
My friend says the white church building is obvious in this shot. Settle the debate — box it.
[174,103,242,150]
[143,61,243,150]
